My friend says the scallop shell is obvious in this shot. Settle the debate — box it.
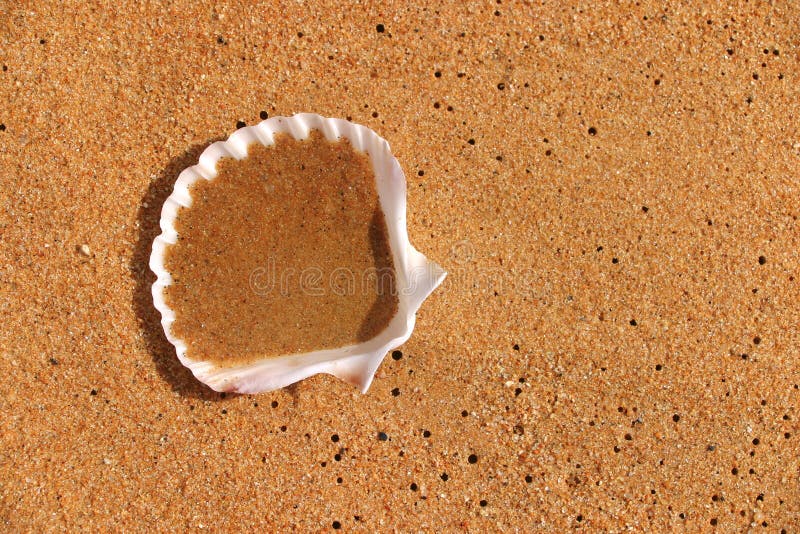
[149,113,446,394]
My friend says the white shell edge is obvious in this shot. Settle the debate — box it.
[149,113,446,394]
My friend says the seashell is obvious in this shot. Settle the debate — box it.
[149,113,446,394]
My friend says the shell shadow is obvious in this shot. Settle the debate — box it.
[131,143,398,398]
[355,205,398,342]
[130,138,226,400]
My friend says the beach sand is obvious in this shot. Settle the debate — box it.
[1,1,798,530]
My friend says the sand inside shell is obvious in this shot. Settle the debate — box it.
[163,130,399,367]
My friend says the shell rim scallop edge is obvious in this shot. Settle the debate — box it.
[149,113,447,394]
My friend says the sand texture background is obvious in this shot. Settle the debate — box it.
[1,1,799,531]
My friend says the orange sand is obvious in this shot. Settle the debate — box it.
[0,1,798,531]
[164,131,397,366]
